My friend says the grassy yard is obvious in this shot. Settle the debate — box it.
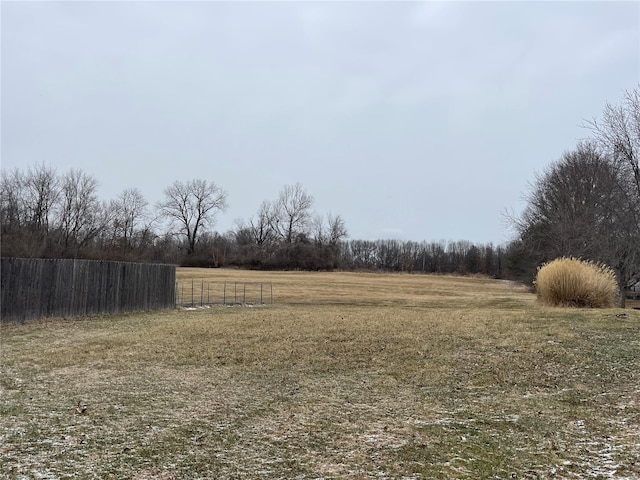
[1,270,639,479]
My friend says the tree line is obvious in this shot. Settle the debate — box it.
[0,168,509,276]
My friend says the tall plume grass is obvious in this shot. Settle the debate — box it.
[535,257,618,308]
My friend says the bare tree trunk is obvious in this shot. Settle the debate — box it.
[617,266,627,309]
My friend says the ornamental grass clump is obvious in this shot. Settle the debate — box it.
[535,257,618,308]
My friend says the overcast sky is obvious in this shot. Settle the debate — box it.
[2,1,638,245]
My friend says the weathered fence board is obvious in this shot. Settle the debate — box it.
[1,258,176,322]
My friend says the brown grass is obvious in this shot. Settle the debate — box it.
[535,257,618,308]
[1,270,639,479]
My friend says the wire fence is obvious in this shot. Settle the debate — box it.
[176,281,273,307]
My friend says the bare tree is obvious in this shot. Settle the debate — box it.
[312,213,326,246]
[0,168,25,233]
[248,200,277,246]
[109,188,154,254]
[313,212,348,246]
[54,169,109,256]
[582,86,640,303]
[0,168,27,256]
[24,163,59,233]
[157,179,228,256]
[271,182,314,243]
[327,213,348,246]
[584,85,640,200]
[512,142,640,305]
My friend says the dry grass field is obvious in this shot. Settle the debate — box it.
[1,269,639,479]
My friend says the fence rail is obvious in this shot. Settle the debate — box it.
[176,281,273,307]
[1,258,176,323]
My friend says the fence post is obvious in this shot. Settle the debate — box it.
[234,283,237,304]
[260,283,263,304]
[271,283,273,304]
[207,282,210,305]
[223,282,226,305]
[243,284,246,304]
[201,280,204,306]
[191,279,194,307]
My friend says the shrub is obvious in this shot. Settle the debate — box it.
[534,257,618,308]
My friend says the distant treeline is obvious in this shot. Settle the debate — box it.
[220,237,509,277]
[0,212,511,277]
[0,166,514,277]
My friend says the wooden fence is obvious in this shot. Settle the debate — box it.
[1,258,176,323]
